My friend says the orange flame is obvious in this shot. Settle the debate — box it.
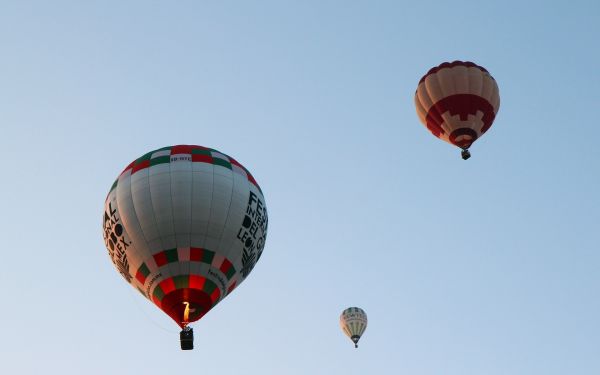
[183,301,191,323]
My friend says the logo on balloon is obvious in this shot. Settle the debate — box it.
[103,202,133,283]
[237,191,268,278]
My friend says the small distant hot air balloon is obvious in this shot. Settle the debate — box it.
[414,61,500,159]
[340,307,367,348]
[102,145,268,350]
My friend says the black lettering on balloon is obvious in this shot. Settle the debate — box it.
[146,272,162,296]
[238,191,268,277]
[103,201,133,283]
[242,215,252,228]
[249,221,258,239]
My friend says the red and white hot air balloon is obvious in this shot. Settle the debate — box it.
[415,61,500,159]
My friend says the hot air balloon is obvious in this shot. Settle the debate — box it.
[340,307,367,348]
[102,145,268,350]
[414,61,500,160]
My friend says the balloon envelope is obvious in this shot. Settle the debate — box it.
[415,61,500,154]
[102,145,268,328]
[340,307,367,348]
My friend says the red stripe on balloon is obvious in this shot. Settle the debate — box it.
[247,172,259,189]
[227,281,237,295]
[192,154,213,163]
[170,145,194,155]
[219,259,233,275]
[159,278,176,295]
[120,160,136,176]
[131,159,150,174]
[189,275,206,290]
[228,157,243,169]
[135,270,147,284]
[189,247,203,261]
[210,288,221,303]
[449,128,479,149]
[425,94,495,148]
[153,252,168,267]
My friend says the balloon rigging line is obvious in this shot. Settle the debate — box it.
[127,286,173,335]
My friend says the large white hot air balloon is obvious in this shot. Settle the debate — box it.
[102,145,268,349]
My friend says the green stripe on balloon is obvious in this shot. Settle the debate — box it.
[191,148,212,156]
[203,279,217,295]
[164,248,178,263]
[138,263,150,277]
[212,158,232,170]
[150,155,170,166]
[173,275,189,290]
[136,151,153,163]
[225,266,236,280]
[135,262,151,284]
[202,249,215,264]
[153,285,165,301]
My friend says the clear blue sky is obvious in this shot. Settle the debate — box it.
[1,1,599,374]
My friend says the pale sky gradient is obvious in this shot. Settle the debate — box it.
[1,1,599,374]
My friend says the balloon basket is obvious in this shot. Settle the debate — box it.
[180,327,194,350]
[461,149,471,160]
